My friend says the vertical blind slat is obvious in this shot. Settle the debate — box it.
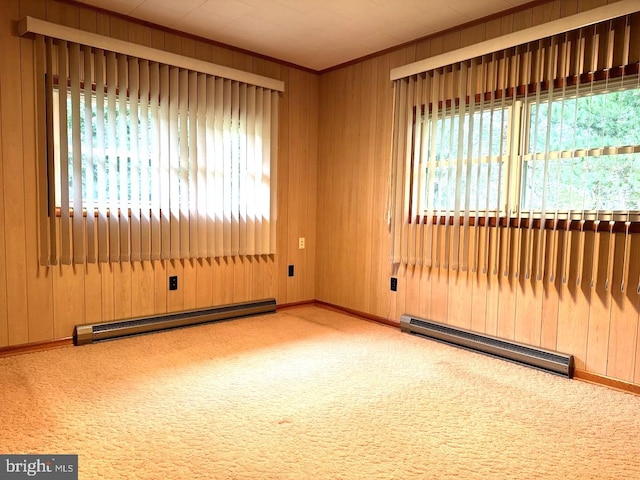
[169,66,180,259]
[222,79,232,256]
[70,42,84,264]
[461,60,478,272]
[196,73,207,258]
[44,37,58,265]
[188,70,199,258]
[149,62,162,261]
[159,64,171,259]
[205,75,216,258]
[253,86,263,255]
[139,59,151,261]
[35,35,52,266]
[270,89,279,255]
[262,87,272,254]
[214,77,225,258]
[117,53,130,262]
[129,56,141,262]
[246,85,256,255]
[238,83,248,256]
[58,40,71,264]
[106,51,119,262]
[83,45,96,263]
[178,68,189,259]
[230,81,240,255]
[94,49,108,263]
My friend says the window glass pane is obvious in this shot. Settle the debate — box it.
[429,108,509,160]
[425,162,504,211]
[522,154,640,211]
[525,83,640,213]
[528,87,640,153]
[60,87,156,207]
[421,106,508,212]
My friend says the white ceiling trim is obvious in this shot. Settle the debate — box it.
[391,0,640,81]
[18,15,285,92]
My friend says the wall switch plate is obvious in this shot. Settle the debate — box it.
[390,277,398,292]
[299,237,305,249]
[169,275,178,291]
[288,265,295,277]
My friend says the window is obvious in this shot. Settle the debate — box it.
[522,84,640,216]
[415,79,640,220]
[388,9,640,285]
[417,106,512,214]
[32,32,282,265]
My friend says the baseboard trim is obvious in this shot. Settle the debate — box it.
[574,369,640,396]
[277,300,316,310]
[314,301,400,329]
[0,338,74,358]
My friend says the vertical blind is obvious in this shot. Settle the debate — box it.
[34,33,279,265]
[389,10,640,293]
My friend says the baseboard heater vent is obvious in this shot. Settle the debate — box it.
[400,314,574,378]
[75,298,277,346]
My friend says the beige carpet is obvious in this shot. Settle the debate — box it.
[1,305,639,479]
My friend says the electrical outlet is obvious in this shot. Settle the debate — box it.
[288,265,295,277]
[169,275,178,291]
[390,277,398,292]
[299,237,305,249]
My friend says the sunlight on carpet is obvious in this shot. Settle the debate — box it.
[1,305,639,479]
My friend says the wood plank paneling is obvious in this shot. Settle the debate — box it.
[316,69,334,304]
[586,234,613,375]
[153,260,167,314]
[52,264,84,338]
[470,230,488,333]
[305,72,319,302]
[339,62,361,310]
[101,262,115,322]
[286,68,303,303]
[449,270,473,329]
[183,260,198,311]
[277,63,290,305]
[0,63,8,347]
[513,229,542,345]
[113,263,133,319]
[607,233,640,381]
[353,59,376,314]
[1,0,29,345]
[131,261,155,317]
[195,258,213,309]
[84,263,102,325]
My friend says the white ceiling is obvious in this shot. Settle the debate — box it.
[76,0,533,71]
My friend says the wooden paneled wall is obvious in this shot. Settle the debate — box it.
[316,0,640,386]
[0,0,318,346]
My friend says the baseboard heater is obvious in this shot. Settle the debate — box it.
[74,298,277,346]
[400,314,574,378]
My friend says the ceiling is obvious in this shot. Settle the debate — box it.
[76,0,534,71]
